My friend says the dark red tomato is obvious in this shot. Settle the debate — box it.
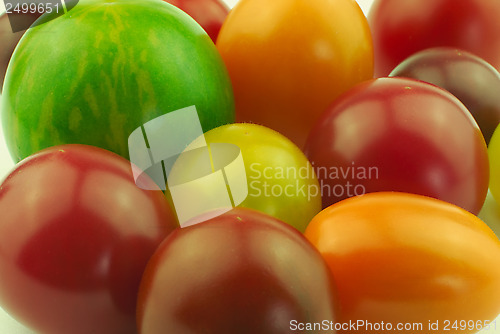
[390,47,500,144]
[304,77,489,214]
[0,145,178,334]
[368,0,500,77]
[137,208,338,334]
[165,0,229,43]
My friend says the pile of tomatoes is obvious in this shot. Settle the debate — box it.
[1,0,500,333]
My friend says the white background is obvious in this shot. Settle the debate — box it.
[0,0,499,333]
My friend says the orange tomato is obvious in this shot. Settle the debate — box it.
[216,0,373,147]
[305,192,500,334]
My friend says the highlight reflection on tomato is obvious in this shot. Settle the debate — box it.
[167,123,321,232]
[305,192,500,334]
[216,0,373,147]
[390,47,500,144]
[368,0,500,77]
[0,145,178,334]
[137,208,338,334]
[304,77,489,214]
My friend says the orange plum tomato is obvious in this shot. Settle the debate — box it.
[137,208,338,334]
[216,0,373,147]
[305,192,500,334]
[304,77,489,214]
[0,144,178,334]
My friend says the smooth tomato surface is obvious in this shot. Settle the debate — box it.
[0,145,178,334]
[390,47,500,144]
[165,0,229,43]
[138,208,337,334]
[2,0,234,163]
[305,192,500,334]
[168,123,322,232]
[304,77,489,214]
[216,0,373,147]
[369,0,500,76]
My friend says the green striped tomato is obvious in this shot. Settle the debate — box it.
[1,0,234,162]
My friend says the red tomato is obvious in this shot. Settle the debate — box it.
[137,208,338,334]
[390,47,500,144]
[304,77,489,214]
[164,0,229,43]
[0,145,178,334]
[305,192,500,334]
[216,0,373,147]
[368,0,500,77]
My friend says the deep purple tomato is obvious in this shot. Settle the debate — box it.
[390,47,500,144]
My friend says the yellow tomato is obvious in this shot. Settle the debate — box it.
[489,126,500,205]
[168,123,321,232]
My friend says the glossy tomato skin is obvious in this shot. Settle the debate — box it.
[2,0,234,163]
[137,208,337,334]
[216,0,373,147]
[390,47,500,144]
[305,192,500,334]
[0,145,178,334]
[304,77,489,214]
[369,0,500,77]
[171,123,321,232]
[165,0,229,43]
